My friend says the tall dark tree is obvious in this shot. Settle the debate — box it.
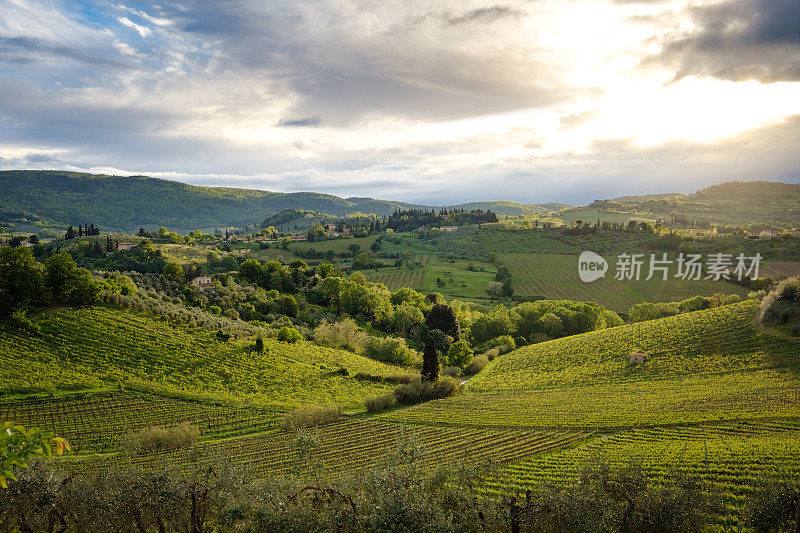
[425,303,460,341]
[421,335,440,382]
[0,246,44,316]
[65,226,75,240]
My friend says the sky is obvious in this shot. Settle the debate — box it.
[0,0,799,205]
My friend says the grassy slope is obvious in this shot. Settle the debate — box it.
[0,306,412,410]
[385,301,800,428]
[469,300,800,390]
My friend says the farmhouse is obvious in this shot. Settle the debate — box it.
[629,351,647,364]
[288,234,307,242]
[439,226,458,232]
[191,276,215,289]
[117,242,135,250]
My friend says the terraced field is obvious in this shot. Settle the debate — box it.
[0,391,280,453]
[0,307,412,409]
[497,252,750,312]
[482,420,800,529]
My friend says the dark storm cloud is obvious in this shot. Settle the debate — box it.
[0,36,133,69]
[647,0,800,82]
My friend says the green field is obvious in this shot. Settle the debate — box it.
[0,307,412,410]
[288,234,380,254]
[497,252,751,312]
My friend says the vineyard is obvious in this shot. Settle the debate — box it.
[469,300,800,390]
[0,391,280,453]
[288,234,380,254]
[496,252,750,312]
[481,420,800,529]
[0,307,411,409]
[365,268,425,290]
[381,369,800,428]
[80,418,589,480]
[763,261,800,279]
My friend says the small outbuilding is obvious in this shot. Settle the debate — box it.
[191,276,215,289]
[629,351,647,364]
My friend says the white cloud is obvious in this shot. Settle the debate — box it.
[0,0,798,204]
[117,16,152,38]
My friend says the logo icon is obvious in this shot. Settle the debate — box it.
[578,251,608,282]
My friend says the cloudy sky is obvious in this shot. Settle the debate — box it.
[1,0,799,204]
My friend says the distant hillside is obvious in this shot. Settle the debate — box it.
[0,170,562,233]
[559,180,800,229]
[448,201,569,216]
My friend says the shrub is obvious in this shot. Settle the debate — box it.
[365,393,397,413]
[628,302,679,323]
[441,366,462,378]
[124,422,199,453]
[394,377,461,405]
[281,405,341,431]
[277,326,302,343]
[465,354,488,375]
[482,348,500,361]
[364,336,419,366]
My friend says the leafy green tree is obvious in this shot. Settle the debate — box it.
[421,335,440,381]
[447,340,473,370]
[0,247,43,316]
[501,277,514,297]
[486,281,503,299]
[277,326,302,343]
[495,265,511,281]
[162,261,184,283]
[393,303,424,338]
[43,253,99,305]
[1,422,70,488]
[425,303,460,341]
[316,262,336,278]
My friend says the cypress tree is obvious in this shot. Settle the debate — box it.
[421,335,440,381]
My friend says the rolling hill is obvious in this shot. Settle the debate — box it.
[0,170,562,233]
[0,306,412,410]
[557,180,800,229]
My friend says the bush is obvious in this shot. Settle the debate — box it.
[628,302,679,323]
[441,366,462,378]
[123,422,199,453]
[364,336,419,366]
[482,348,500,361]
[281,405,341,431]
[277,326,302,343]
[365,393,397,413]
[394,377,461,405]
[464,354,488,375]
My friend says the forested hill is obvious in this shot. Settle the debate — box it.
[558,180,800,229]
[0,170,560,232]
